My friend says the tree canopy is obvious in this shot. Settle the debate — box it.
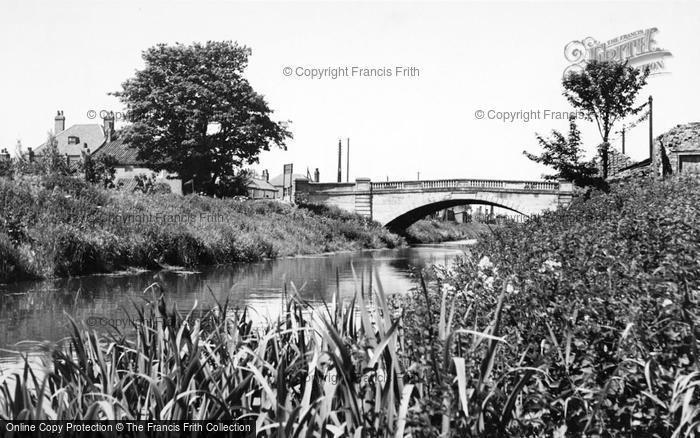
[524,117,606,190]
[562,60,649,178]
[113,41,292,196]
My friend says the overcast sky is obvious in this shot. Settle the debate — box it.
[1,0,698,182]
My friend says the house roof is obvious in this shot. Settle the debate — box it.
[269,173,308,187]
[93,138,144,166]
[247,177,277,191]
[35,124,106,156]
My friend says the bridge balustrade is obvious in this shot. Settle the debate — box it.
[370,179,560,191]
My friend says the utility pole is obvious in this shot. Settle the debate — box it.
[417,171,420,181]
[621,125,626,155]
[337,139,342,183]
[648,95,653,161]
[346,138,350,182]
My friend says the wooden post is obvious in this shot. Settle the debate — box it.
[621,125,626,155]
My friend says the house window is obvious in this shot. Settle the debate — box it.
[679,154,700,174]
[67,136,80,145]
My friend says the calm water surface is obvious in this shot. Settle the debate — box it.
[0,242,471,367]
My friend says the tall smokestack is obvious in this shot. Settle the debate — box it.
[346,138,350,182]
[54,110,65,134]
[337,138,342,183]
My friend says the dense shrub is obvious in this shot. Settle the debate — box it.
[394,175,700,436]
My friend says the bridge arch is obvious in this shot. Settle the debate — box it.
[384,198,527,233]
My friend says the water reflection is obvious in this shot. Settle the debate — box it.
[0,244,468,363]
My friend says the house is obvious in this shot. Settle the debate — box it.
[246,170,278,199]
[34,110,182,194]
[609,122,700,180]
[657,122,700,175]
[92,137,182,194]
[269,171,310,200]
[33,111,106,168]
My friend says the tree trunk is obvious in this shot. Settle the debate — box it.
[600,140,609,179]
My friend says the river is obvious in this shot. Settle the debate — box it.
[0,242,471,368]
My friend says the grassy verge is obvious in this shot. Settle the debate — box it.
[1,176,698,436]
[0,175,403,283]
[404,219,491,243]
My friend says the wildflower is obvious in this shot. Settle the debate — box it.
[662,298,673,307]
[539,259,562,273]
[484,276,494,290]
[478,256,493,271]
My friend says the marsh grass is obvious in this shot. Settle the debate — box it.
[0,266,537,437]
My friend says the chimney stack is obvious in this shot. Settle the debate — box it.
[103,111,115,143]
[314,168,320,182]
[262,169,269,182]
[54,110,65,134]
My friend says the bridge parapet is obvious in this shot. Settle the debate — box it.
[371,179,561,192]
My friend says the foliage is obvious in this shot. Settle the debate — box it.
[524,117,606,190]
[0,176,404,282]
[1,177,698,437]
[404,220,491,243]
[562,60,649,178]
[82,153,118,188]
[113,41,292,196]
[395,175,700,436]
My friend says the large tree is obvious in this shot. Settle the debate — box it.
[562,60,648,178]
[113,41,292,195]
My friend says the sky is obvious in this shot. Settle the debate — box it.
[1,0,698,182]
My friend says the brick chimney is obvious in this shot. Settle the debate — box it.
[262,169,269,182]
[54,110,65,134]
[103,111,115,143]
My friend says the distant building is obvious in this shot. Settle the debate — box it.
[33,110,182,194]
[658,122,700,175]
[32,111,106,168]
[269,171,309,199]
[93,137,182,194]
[246,172,278,199]
[609,122,700,180]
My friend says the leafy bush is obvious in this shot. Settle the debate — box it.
[393,175,700,436]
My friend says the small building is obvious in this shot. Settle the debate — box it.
[93,137,182,195]
[658,122,700,175]
[246,172,278,199]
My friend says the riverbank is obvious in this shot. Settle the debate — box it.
[405,219,491,243]
[0,175,404,283]
[1,176,698,435]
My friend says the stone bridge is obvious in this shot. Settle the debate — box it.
[294,178,574,232]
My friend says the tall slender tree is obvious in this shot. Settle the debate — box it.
[562,60,649,178]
